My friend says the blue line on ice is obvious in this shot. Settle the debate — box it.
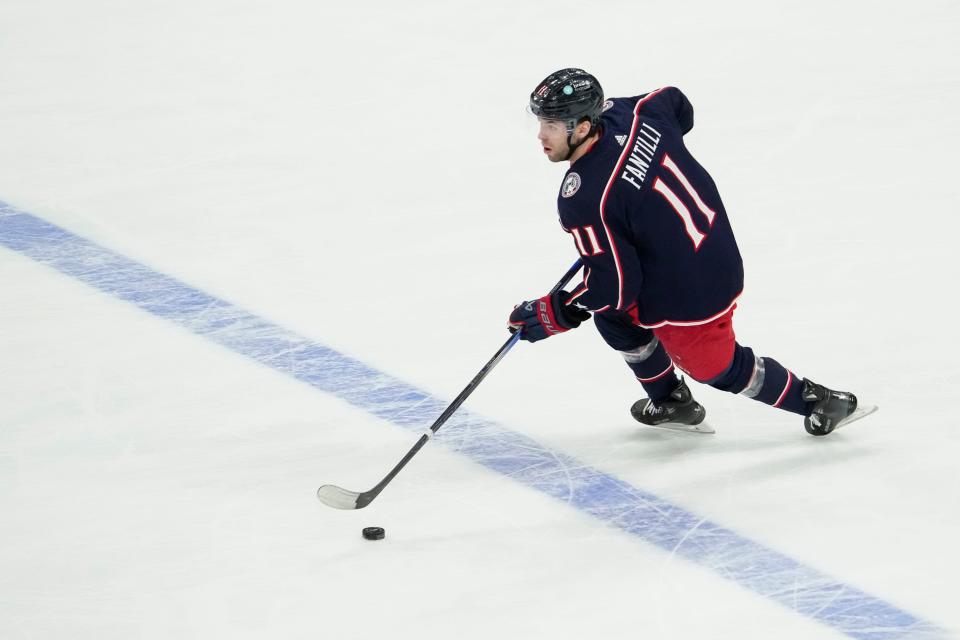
[0,201,944,640]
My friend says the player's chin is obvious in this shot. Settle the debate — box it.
[545,149,565,162]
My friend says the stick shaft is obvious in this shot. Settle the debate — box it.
[356,259,583,508]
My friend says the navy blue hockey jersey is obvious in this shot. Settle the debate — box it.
[558,87,743,328]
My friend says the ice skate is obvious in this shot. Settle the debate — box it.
[630,378,714,434]
[801,379,876,435]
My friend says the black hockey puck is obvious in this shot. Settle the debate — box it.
[362,526,385,541]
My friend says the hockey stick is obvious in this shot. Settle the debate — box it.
[317,259,584,510]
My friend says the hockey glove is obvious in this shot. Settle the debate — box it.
[508,291,591,342]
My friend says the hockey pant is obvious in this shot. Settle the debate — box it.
[593,307,810,415]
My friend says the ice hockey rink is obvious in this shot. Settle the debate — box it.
[2,1,958,638]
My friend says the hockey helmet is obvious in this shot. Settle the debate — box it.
[529,68,604,133]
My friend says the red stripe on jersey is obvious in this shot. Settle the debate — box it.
[598,87,670,310]
[567,266,592,303]
[568,282,588,300]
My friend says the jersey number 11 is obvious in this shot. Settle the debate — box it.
[652,154,717,251]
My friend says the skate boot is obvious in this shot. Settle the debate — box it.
[630,378,709,432]
[801,379,857,436]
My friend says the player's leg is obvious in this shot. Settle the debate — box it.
[593,311,705,426]
[708,344,809,413]
[653,310,857,434]
[594,310,677,400]
[707,345,858,435]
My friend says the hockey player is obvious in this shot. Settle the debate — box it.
[509,68,863,435]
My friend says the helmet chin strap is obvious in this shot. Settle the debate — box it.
[563,132,583,161]
[564,120,593,160]
[563,122,598,161]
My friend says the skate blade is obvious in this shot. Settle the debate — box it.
[833,404,878,431]
[642,420,715,434]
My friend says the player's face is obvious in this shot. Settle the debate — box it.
[537,119,570,162]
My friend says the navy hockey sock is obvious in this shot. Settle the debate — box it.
[708,343,809,415]
[620,337,680,403]
[594,311,679,403]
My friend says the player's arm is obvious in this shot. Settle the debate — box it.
[507,289,591,342]
[507,212,641,341]
[564,205,644,314]
[637,86,695,135]
[667,86,694,134]
[505,216,594,342]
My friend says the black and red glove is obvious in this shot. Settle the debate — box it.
[508,291,591,342]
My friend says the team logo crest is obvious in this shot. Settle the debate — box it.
[561,172,581,198]
[602,99,614,112]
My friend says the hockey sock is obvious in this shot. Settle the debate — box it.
[620,337,679,403]
[593,311,679,403]
[708,343,809,415]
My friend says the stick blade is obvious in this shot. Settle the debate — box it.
[317,484,365,510]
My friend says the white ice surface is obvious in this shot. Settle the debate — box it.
[2,0,959,638]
